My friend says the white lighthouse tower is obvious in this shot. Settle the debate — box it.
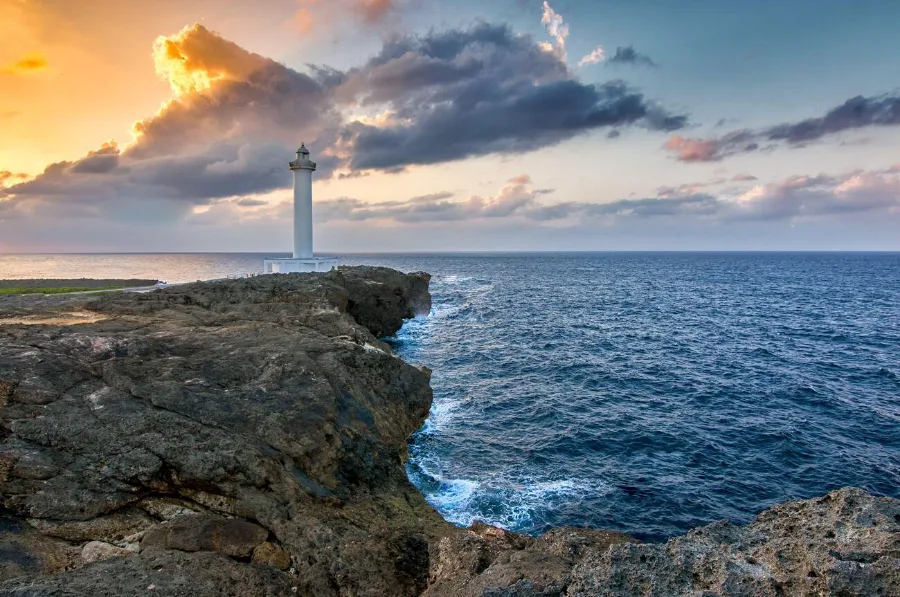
[264,144,335,273]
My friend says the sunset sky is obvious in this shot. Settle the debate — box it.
[1,0,898,252]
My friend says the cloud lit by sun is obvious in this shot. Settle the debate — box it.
[153,26,224,96]
[1,52,48,76]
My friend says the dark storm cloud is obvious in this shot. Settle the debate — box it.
[336,24,687,170]
[608,46,657,67]
[666,91,900,162]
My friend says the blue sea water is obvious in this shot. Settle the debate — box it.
[2,252,899,541]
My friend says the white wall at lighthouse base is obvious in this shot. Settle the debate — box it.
[264,257,337,274]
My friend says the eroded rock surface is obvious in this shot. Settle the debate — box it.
[0,268,443,596]
[0,267,896,596]
[424,488,898,597]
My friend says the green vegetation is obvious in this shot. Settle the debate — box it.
[0,286,125,296]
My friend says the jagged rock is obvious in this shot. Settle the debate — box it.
[0,268,443,595]
[566,487,900,597]
[424,488,898,597]
[338,266,432,337]
[424,523,636,597]
[141,515,269,558]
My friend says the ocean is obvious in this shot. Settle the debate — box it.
[2,252,898,541]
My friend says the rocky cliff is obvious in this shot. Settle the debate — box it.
[0,268,896,596]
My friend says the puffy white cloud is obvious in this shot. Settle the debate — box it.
[540,1,569,61]
[578,47,606,67]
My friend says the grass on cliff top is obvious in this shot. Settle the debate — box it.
[0,286,126,295]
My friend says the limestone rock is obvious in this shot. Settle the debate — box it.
[141,515,268,558]
[0,516,79,582]
[424,523,636,597]
[80,541,137,564]
[0,268,442,596]
[564,487,900,597]
[251,541,292,570]
[0,549,300,596]
[424,488,898,597]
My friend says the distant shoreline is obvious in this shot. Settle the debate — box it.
[0,278,158,290]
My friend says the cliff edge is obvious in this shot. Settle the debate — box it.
[0,267,896,596]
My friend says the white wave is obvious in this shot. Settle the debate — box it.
[413,466,610,531]
[429,478,481,513]
[438,275,473,285]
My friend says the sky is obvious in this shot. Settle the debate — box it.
[1,0,898,252]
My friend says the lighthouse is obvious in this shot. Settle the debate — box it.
[264,145,336,273]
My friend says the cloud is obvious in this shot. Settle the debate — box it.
[540,2,606,69]
[656,178,727,198]
[540,1,569,61]
[355,0,400,23]
[3,21,685,221]
[0,171,29,188]
[291,0,407,32]
[2,24,342,220]
[336,23,687,170]
[608,46,657,67]
[727,170,900,221]
[578,47,606,67]
[235,198,268,207]
[315,166,900,225]
[664,130,758,162]
[316,176,549,223]
[666,91,900,162]
[664,135,723,162]
[731,173,758,182]
[1,52,47,75]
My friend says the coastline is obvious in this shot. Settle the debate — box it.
[0,268,896,596]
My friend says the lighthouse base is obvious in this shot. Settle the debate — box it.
[263,257,337,274]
